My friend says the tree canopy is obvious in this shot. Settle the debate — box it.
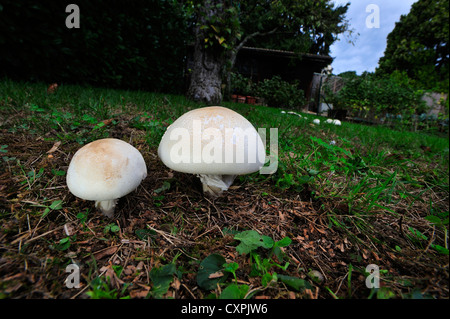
[185,0,350,103]
[189,0,350,56]
[376,0,449,92]
[240,0,350,55]
[0,0,350,96]
[0,0,188,92]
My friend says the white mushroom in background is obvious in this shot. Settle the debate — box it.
[325,119,342,126]
[66,138,147,218]
[287,111,302,118]
[158,106,265,197]
[313,119,320,125]
[332,119,342,126]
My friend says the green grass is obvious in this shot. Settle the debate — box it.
[0,79,448,299]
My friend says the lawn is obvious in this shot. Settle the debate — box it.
[0,79,448,299]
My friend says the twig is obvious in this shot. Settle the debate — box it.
[194,225,221,240]
[399,215,406,239]
[13,226,63,244]
[417,226,436,261]
[146,225,194,246]
[182,284,197,299]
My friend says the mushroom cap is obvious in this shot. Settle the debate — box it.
[158,106,265,175]
[67,138,147,201]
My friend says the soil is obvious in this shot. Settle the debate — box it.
[0,118,448,299]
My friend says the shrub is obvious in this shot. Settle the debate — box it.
[230,72,253,96]
[254,76,306,108]
[325,72,428,118]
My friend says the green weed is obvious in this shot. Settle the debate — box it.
[196,230,310,299]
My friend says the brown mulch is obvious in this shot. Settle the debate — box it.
[0,121,448,299]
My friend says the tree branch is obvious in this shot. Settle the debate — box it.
[235,27,279,53]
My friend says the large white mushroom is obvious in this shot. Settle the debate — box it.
[66,138,147,218]
[158,106,265,197]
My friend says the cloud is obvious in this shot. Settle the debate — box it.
[330,0,417,75]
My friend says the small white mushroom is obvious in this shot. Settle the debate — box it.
[326,119,342,126]
[66,138,147,218]
[158,106,265,197]
[308,270,324,283]
[313,119,320,125]
[332,119,342,126]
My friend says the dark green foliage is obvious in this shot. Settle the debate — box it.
[0,0,189,92]
[230,73,306,108]
[326,72,427,117]
[197,253,229,290]
[376,0,449,92]
[240,0,350,55]
[149,263,179,298]
[255,76,306,108]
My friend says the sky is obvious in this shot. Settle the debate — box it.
[329,0,418,75]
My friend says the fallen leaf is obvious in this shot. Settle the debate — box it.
[208,271,224,279]
[171,277,181,290]
[63,223,75,236]
[47,141,61,154]
[372,251,381,261]
[101,119,113,126]
[94,246,118,260]
[328,248,336,258]
[123,265,136,276]
[227,251,236,260]
[130,289,150,298]
[136,261,145,270]
[362,249,369,259]
[102,265,124,289]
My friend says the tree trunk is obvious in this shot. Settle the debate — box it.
[188,1,278,103]
[187,39,225,105]
[187,1,225,105]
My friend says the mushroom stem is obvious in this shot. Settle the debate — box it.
[198,174,237,197]
[95,199,118,218]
